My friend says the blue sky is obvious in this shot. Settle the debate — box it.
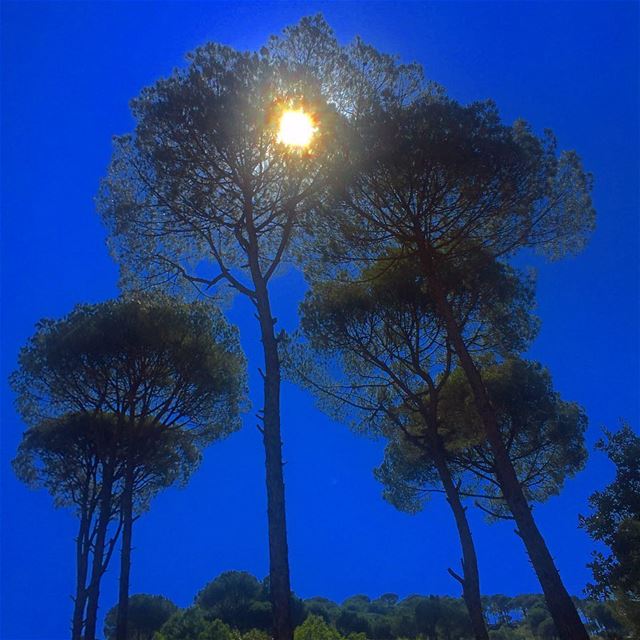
[1,2,638,639]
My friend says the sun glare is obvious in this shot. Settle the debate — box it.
[277,109,316,147]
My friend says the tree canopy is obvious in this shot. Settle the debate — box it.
[104,594,178,640]
[12,295,246,439]
[580,424,640,634]
[295,32,595,635]
[440,359,587,515]
[12,294,247,640]
[95,22,357,637]
[7,14,622,640]
[141,569,631,640]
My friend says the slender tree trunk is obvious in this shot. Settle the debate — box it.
[71,510,91,640]
[116,466,135,640]
[85,460,116,640]
[253,277,293,640]
[241,190,292,640]
[430,442,489,640]
[418,247,588,640]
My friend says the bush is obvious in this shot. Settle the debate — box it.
[294,614,343,640]
[154,608,238,640]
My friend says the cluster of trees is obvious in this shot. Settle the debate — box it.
[10,14,638,640]
[12,298,247,640]
[98,571,631,640]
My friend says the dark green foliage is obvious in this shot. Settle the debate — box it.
[342,595,371,612]
[11,294,246,440]
[294,614,341,640]
[299,249,537,367]
[12,293,247,530]
[480,595,630,640]
[196,572,271,632]
[522,604,560,640]
[414,596,443,639]
[372,362,587,525]
[11,295,247,640]
[319,93,594,271]
[579,599,627,639]
[335,609,371,637]
[154,608,238,640]
[374,358,588,520]
[149,569,632,640]
[510,594,543,618]
[12,412,120,511]
[439,358,588,516]
[241,631,271,640]
[305,597,340,623]
[292,252,538,449]
[580,424,640,635]
[194,571,305,633]
[197,572,263,612]
[104,594,177,640]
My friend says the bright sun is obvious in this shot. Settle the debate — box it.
[277,109,316,147]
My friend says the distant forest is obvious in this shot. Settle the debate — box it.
[100,571,630,640]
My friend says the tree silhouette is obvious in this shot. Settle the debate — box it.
[310,90,594,639]
[96,15,596,638]
[12,295,246,640]
[195,571,271,632]
[103,594,177,640]
[13,412,123,640]
[96,22,352,638]
[580,424,640,635]
[96,17,435,636]
[290,254,539,640]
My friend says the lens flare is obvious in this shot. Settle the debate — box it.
[277,109,315,147]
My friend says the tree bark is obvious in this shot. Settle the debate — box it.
[85,460,115,640]
[431,444,489,640]
[418,247,588,640]
[240,187,293,640]
[254,279,293,640]
[115,466,135,640]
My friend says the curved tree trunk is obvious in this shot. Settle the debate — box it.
[253,275,293,640]
[419,249,588,640]
[116,466,135,640]
[85,460,116,640]
[431,444,489,640]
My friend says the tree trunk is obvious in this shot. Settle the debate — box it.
[241,190,293,640]
[431,443,489,640]
[254,281,293,640]
[85,460,116,640]
[71,510,90,640]
[419,248,588,640]
[116,466,135,640]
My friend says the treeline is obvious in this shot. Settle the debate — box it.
[100,571,629,640]
[10,13,639,640]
